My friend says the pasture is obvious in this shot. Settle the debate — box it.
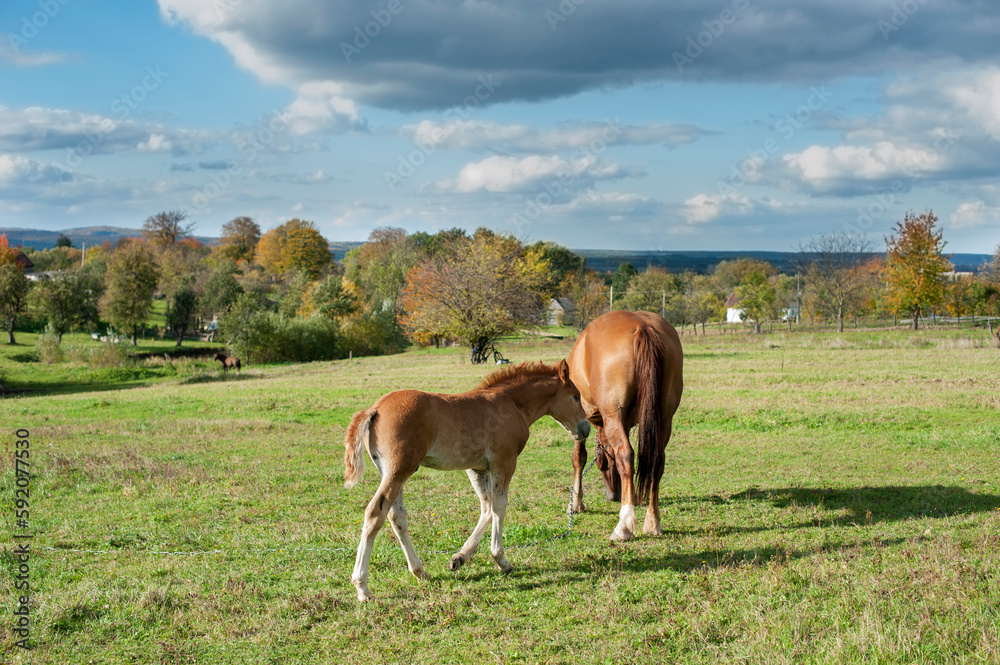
[2,327,1000,664]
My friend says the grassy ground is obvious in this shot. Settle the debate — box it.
[2,326,1000,663]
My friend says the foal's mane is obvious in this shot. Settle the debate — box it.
[476,362,557,390]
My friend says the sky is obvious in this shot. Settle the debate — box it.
[1,0,999,253]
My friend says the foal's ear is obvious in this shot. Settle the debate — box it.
[557,359,570,384]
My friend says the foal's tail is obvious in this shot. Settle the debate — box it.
[344,408,376,489]
[633,325,664,505]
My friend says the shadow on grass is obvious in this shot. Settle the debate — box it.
[569,537,907,576]
[178,372,261,385]
[732,485,1000,524]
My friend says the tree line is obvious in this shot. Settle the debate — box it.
[1,210,998,366]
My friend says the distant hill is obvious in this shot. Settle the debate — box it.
[576,249,992,275]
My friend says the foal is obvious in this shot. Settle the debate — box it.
[343,360,590,602]
[214,352,241,374]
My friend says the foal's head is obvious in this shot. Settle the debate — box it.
[548,359,590,441]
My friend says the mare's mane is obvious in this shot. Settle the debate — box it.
[476,362,557,391]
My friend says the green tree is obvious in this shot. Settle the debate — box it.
[735,269,776,334]
[881,211,951,330]
[610,262,637,304]
[99,241,160,345]
[344,227,418,312]
[218,291,273,366]
[0,263,30,344]
[30,270,103,343]
[55,234,73,248]
[712,258,776,291]
[167,286,198,346]
[303,274,357,321]
[201,261,244,318]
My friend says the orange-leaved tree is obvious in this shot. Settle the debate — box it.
[400,231,548,361]
[881,211,951,330]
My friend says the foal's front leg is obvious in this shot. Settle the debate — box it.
[449,469,493,571]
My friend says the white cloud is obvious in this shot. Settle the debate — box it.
[278,82,363,135]
[682,190,754,223]
[405,120,708,153]
[438,155,631,193]
[0,154,74,186]
[137,133,172,152]
[950,201,1000,228]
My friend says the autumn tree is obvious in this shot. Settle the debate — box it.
[343,227,419,312]
[618,267,685,322]
[564,272,608,330]
[256,219,332,278]
[943,276,977,318]
[0,263,30,344]
[798,232,875,332]
[881,211,951,330]
[142,210,194,247]
[30,270,104,343]
[401,233,548,361]
[685,274,726,334]
[0,234,20,266]
[219,216,261,263]
[100,241,160,345]
[712,258,776,291]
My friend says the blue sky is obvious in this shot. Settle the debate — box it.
[1,0,998,253]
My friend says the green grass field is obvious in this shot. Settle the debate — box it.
[2,326,1000,663]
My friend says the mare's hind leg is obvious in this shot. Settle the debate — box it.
[604,420,637,542]
[642,420,671,536]
[450,469,493,571]
[351,469,409,602]
[387,491,429,580]
[594,426,621,502]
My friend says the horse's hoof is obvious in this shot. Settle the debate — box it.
[605,490,620,502]
[353,583,373,602]
[567,503,586,515]
[411,567,430,580]
[610,528,634,542]
[448,554,465,571]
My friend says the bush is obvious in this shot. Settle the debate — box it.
[36,324,64,363]
[340,308,408,357]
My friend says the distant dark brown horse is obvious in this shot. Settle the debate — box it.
[343,360,590,601]
[214,352,241,374]
[567,310,683,541]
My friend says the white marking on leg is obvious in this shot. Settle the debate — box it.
[388,494,427,579]
[452,469,492,570]
[490,489,512,573]
[610,503,636,542]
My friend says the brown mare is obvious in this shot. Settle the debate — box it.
[343,360,589,602]
[214,352,241,374]
[567,310,683,541]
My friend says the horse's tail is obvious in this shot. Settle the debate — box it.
[633,325,664,505]
[344,408,376,489]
